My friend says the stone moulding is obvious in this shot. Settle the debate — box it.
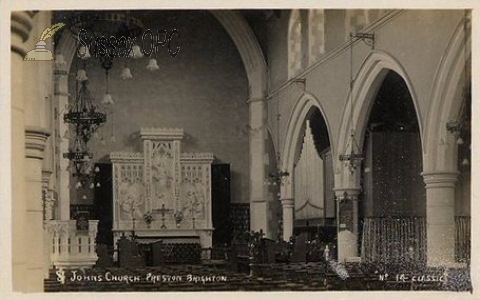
[109,152,144,163]
[140,127,184,140]
[181,153,215,163]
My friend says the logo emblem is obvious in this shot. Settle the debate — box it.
[24,22,65,61]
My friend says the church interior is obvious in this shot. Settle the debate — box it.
[9,9,472,292]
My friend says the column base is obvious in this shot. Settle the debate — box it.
[250,200,268,236]
[337,230,358,262]
[23,268,45,293]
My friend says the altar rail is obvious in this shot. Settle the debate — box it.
[361,217,426,263]
[45,220,99,271]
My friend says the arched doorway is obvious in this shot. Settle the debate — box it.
[361,71,425,264]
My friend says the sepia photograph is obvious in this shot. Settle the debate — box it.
[3,1,478,298]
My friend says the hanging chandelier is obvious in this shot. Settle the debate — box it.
[63,78,107,141]
[339,131,363,174]
[267,169,290,186]
[61,11,145,188]
[65,11,160,84]
[63,71,106,187]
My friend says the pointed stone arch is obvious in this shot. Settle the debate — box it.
[421,15,470,267]
[281,92,332,199]
[335,51,421,188]
[54,10,270,234]
[423,17,471,173]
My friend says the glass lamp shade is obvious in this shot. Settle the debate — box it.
[76,69,89,81]
[133,45,144,58]
[78,45,91,60]
[120,67,133,79]
[462,158,469,166]
[102,93,115,105]
[63,129,70,139]
[146,58,159,71]
[55,54,67,67]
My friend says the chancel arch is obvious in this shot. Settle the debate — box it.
[54,10,270,236]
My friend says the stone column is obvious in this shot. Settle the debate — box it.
[25,128,51,292]
[422,171,458,267]
[334,187,361,262]
[54,70,71,220]
[280,197,294,241]
[11,10,34,292]
[248,96,269,236]
[22,11,53,292]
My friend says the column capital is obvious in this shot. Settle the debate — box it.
[11,11,34,57]
[246,97,266,104]
[280,197,294,207]
[251,196,267,203]
[41,169,53,185]
[25,126,51,159]
[421,171,459,188]
[333,187,361,200]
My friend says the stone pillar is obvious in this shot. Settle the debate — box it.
[54,70,71,220]
[248,97,269,236]
[422,171,458,267]
[25,128,51,292]
[21,11,54,292]
[334,187,361,262]
[11,10,34,292]
[280,198,294,241]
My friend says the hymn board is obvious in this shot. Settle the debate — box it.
[110,128,214,249]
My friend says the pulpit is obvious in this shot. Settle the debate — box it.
[110,128,214,262]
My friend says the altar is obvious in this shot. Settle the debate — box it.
[110,128,214,257]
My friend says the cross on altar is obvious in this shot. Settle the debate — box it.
[153,204,172,229]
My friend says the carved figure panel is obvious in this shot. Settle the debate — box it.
[150,141,174,210]
[180,165,206,220]
[112,162,146,224]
